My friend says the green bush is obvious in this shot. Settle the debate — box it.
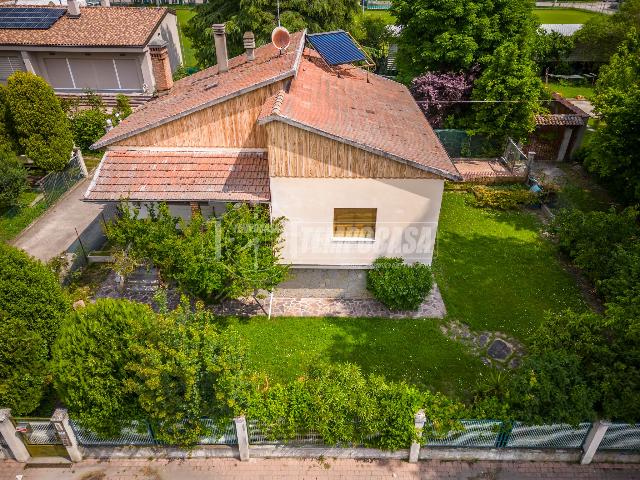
[0,315,49,415]
[0,149,27,207]
[71,108,107,151]
[5,72,74,172]
[367,257,433,311]
[113,94,132,123]
[470,185,537,210]
[0,243,70,348]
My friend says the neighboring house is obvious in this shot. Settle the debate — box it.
[85,27,460,268]
[0,1,181,102]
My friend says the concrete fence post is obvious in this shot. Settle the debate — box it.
[581,420,609,465]
[0,409,30,462]
[408,409,426,463]
[51,408,83,462]
[74,147,89,178]
[234,416,250,461]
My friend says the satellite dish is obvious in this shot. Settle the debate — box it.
[272,26,291,50]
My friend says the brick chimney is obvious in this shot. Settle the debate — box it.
[212,23,229,73]
[149,38,173,95]
[243,31,256,62]
[67,0,81,17]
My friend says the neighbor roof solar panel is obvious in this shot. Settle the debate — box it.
[0,7,66,30]
[307,30,367,66]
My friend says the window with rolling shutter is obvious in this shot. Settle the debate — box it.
[333,208,377,239]
[0,56,26,83]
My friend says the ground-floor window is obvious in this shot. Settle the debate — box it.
[333,208,377,239]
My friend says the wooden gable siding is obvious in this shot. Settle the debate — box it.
[114,82,286,148]
[266,123,438,179]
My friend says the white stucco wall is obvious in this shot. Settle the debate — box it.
[270,178,445,267]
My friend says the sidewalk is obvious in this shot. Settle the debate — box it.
[11,176,115,262]
[2,458,639,480]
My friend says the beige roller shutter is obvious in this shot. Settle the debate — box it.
[43,57,74,88]
[114,58,142,90]
[0,55,26,83]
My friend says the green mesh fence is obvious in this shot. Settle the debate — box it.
[434,129,502,158]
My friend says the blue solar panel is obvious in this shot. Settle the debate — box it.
[0,7,66,30]
[307,30,367,66]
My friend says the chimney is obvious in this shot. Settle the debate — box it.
[67,0,81,17]
[148,38,173,95]
[100,0,110,6]
[212,23,229,73]
[243,31,256,61]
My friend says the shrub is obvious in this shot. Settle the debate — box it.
[0,243,70,348]
[52,299,153,437]
[0,148,27,207]
[0,315,49,415]
[113,94,132,123]
[367,257,433,311]
[71,108,107,151]
[5,71,74,172]
[470,185,537,210]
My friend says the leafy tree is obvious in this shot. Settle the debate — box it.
[410,69,476,127]
[366,257,433,311]
[584,31,640,202]
[0,148,27,207]
[52,299,152,437]
[71,108,108,151]
[572,0,640,64]
[533,28,574,75]
[184,0,360,67]
[5,72,74,172]
[113,94,132,121]
[392,0,535,80]
[0,85,16,152]
[471,40,542,142]
[0,315,49,415]
[352,14,393,72]
[0,243,70,348]
[125,299,249,445]
[107,203,288,302]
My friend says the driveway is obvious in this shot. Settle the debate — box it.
[11,176,116,262]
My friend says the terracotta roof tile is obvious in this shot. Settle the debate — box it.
[92,30,306,149]
[0,6,169,47]
[258,51,460,180]
[84,150,270,202]
[535,114,588,126]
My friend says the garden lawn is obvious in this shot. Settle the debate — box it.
[433,191,586,340]
[545,81,595,100]
[224,316,486,401]
[175,7,197,67]
[533,8,600,23]
[0,191,47,243]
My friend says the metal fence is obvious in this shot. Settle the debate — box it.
[598,424,640,451]
[13,418,62,445]
[247,420,325,446]
[434,129,502,158]
[37,150,86,207]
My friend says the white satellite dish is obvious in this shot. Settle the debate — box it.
[272,26,291,50]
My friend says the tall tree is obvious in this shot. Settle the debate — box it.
[471,40,542,142]
[392,0,536,81]
[185,0,360,68]
[584,30,640,202]
[5,72,74,172]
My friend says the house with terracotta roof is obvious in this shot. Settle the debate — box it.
[0,1,181,104]
[86,26,460,268]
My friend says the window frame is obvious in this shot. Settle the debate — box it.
[332,207,377,241]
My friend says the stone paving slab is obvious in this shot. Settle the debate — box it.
[2,458,639,480]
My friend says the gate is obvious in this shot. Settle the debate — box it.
[14,417,69,458]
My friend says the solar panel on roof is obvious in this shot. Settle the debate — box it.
[307,30,367,66]
[0,7,66,30]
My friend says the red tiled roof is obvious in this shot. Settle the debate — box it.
[84,150,270,202]
[0,6,169,47]
[535,114,588,126]
[92,30,306,149]
[258,51,460,180]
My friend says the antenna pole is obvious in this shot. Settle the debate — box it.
[277,0,281,27]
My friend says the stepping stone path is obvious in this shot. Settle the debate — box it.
[439,320,525,369]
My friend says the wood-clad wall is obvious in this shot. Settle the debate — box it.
[266,123,438,179]
[114,82,286,148]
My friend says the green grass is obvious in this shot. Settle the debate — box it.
[533,8,600,24]
[545,81,595,100]
[224,316,487,400]
[554,163,615,212]
[363,9,396,24]
[0,191,47,243]
[433,191,586,340]
[174,6,197,67]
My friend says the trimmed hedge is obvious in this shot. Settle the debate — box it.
[0,148,27,207]
[367,257,433,311]
[470,185,537,210]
